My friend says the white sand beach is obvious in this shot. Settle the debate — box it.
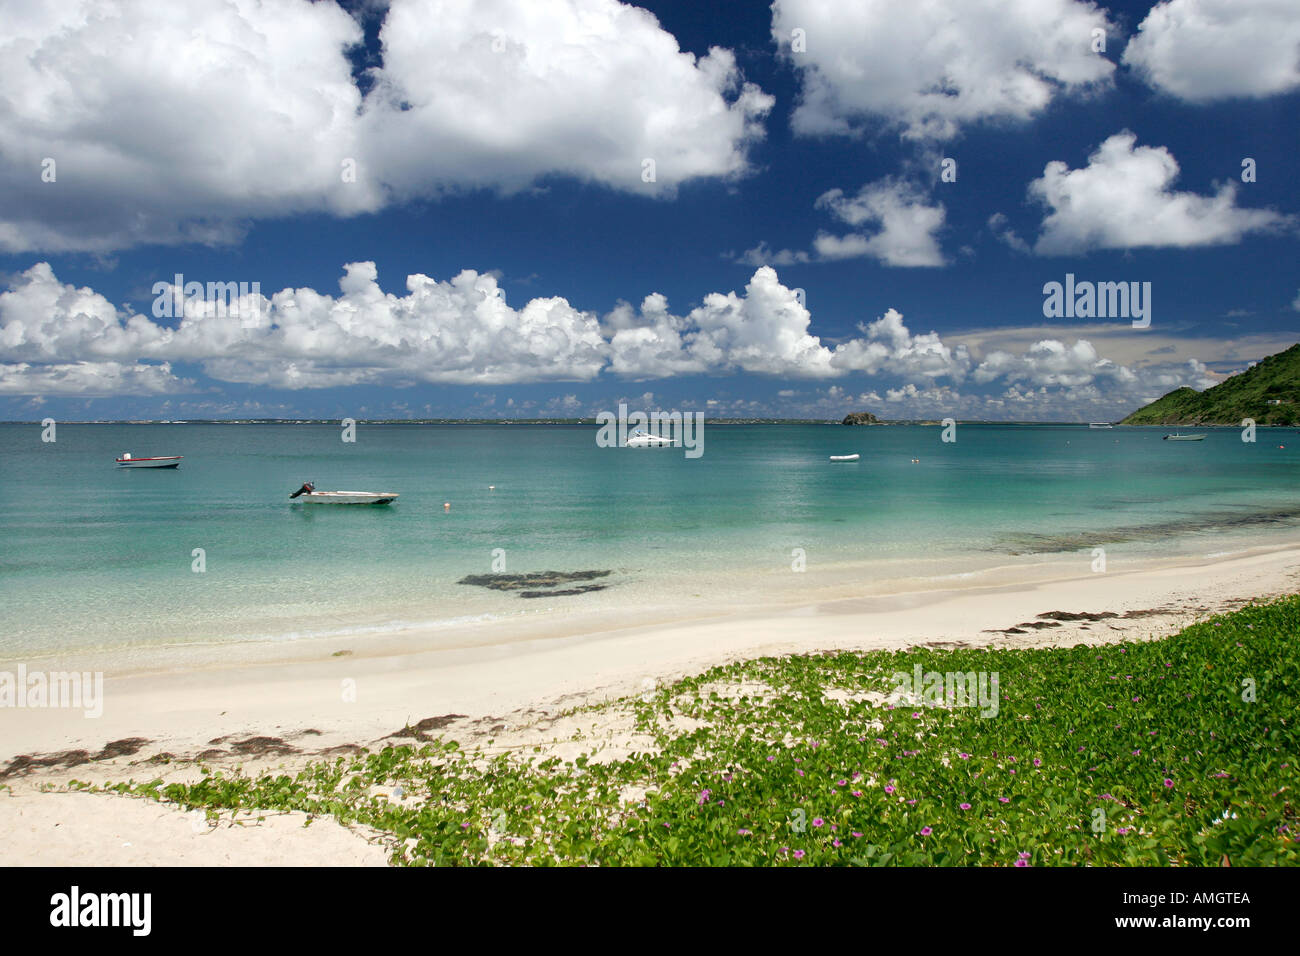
[3,542,1298,865]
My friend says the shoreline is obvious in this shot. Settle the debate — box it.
[3,539,1297,766]
[5,521,1297,673]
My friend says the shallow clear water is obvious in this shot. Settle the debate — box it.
[1,422,1297,656]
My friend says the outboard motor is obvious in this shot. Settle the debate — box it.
[290,481,314,499]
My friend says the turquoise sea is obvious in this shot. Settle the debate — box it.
[1,422,1297,660]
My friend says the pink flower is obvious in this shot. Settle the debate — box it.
[958,753,971,760]
[998,796,1010,803]
[919,826,932,836]
[1163,778,1174,788]
[738,828,752,836]
[852,790,863,798]
[884,785,895,794]
[793,849,805,860]
[1032,758,1042,767]
[852,831,863,838]
[959,803,971,810]
[812,818,825,828]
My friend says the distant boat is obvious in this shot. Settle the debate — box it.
[116,453,182,469]
[1163,433,1205,441]
[625,428,675,448]
[829,454,860,462]
[289,482,397,505]
[1088,422,1113,429]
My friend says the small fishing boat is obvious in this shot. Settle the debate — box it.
[289,482,397,505]
[625,428,675,448]
[116,453,182,468]
[829,454,860,462]
[1163,433,1205,441]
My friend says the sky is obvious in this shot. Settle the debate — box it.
[1,0,1298,422]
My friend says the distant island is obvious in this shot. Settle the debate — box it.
[1120,343,1300,426]
[841,411,881,425]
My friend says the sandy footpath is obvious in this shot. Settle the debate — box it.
[2,543,1298,865]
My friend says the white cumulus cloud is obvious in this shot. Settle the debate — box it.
[1027,132,1292,254]
[1123,0,1300,102]
[772,0,1114,139]
[0,260,609,387]
[0,0,772,252]
[605,268,837,379]
[813,180,947,267]
[830,309,971,380]
[364,0,773,199]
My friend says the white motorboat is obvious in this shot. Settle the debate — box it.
[625,428,676,448]
[116,452,182,469]
[1088,422,1113,429]
[1163,433,1205,441]
[829,454,860,462]
[289,482,397,505]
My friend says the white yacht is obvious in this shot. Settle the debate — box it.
[625,428,676,448]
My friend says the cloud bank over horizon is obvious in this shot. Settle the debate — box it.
[0,260,1236,420]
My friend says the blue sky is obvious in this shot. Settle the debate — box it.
[1,0,1297,421]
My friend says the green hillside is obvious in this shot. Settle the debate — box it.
[1120,343,1300,425]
